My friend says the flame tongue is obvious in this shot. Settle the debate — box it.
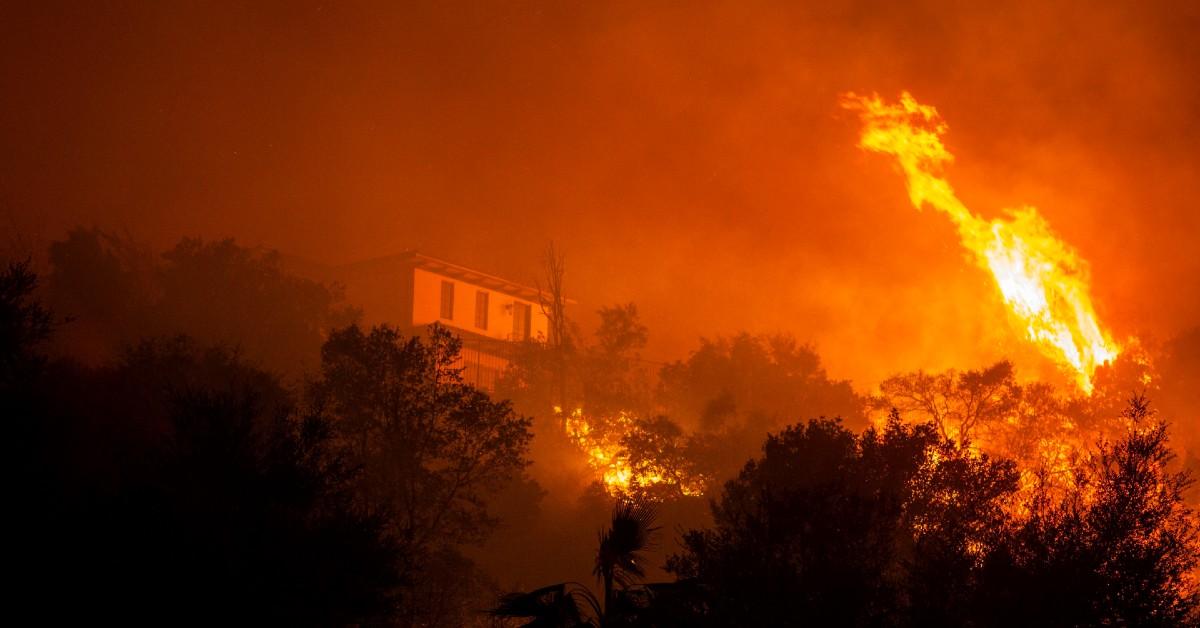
[842,92,1119,392]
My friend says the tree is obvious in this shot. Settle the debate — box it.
[874,360,1019,445]
[45,227,157,360]
[1066,346,1162,445]
[311,323,533,625]
[875,360,1142,495]
[156,237,359,375]
[658,333,865,482]
[581,303,652,417]
[490,583,599,628]
[7,304,401,623]
[0,259,52,377]
[5,259,58,560]
[595,500,660,617]
[498,301,654,432]
[44,230,358,375]
[538,242,575,409]
[620,416,710,501]
[127,372,400,624]
[976,396,1200,627]
[1086,397,1199,623]
[666,416,1019,627]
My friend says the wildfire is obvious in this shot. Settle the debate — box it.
[555,407,705,499]
[842,92,1120,393]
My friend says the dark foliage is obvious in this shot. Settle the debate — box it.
[156,237,359,375]
[975,397,1199,627]
[582,303,652,417]
[312,323,534,625]
[0,259,52,374]
[491,583,598,628]
[45,228,357,374]
[659,333,867,482]
[490,499,658,627]
[664,402,1200,627]
[665,415,1019,626]
[6,267,399,623]
[11,250,1200,626]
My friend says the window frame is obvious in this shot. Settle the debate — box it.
[440,280,455,319]
[474,290,489,330]
[511,301,531,341]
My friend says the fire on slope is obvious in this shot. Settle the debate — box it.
[841,92,1121,393]
[554,406,706,500]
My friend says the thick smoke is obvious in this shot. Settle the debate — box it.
[2,1,1197,387]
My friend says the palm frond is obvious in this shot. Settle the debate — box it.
[595,498,660,588]
[488,582,598,627]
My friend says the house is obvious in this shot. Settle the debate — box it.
[333,251,554,390]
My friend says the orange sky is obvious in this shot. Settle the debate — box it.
[3,0,1198,386]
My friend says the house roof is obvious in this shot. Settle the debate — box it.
[339,250,575,304]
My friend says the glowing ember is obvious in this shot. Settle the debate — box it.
[842,92,1120,393]
[555,407,705,499]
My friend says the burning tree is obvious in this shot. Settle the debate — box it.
[873,360,1021,445]
[874,356,1168,508]
[663,398,1200,626]
[975,396,1200,626]
[560,408,708,501]
[872,361,1078,474]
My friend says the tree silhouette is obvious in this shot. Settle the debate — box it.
[491,583,600,628]
[873,360,1115,493]
[498,302,653,433]
[667,415,1019,626]
[0,259,52,375]
[595,500,659,616]
[6,290,401,623]
[658,333,866,483]
[581,303,652,417]
[537,241,575,410]
[311,323,533,625]
[44,227,157,360]
[976,396,1200,626]
[155,237,360,375]
[873,360,1020,445]
[44,230,358,375]
[11,246,1200,625]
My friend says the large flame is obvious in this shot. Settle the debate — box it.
[842,92,1120,393]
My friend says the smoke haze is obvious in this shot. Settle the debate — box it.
[3,0,1199,386]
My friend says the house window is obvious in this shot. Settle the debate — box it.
[512,301,531,341]
[440,281,454,319]
[475,290,489,330]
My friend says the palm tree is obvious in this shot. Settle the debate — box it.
[594,499,658,617]
[489,499,659,627]
[489,583,600,628]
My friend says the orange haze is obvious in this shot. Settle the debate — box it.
[3,1,1199,388]
[843,92,1121,392]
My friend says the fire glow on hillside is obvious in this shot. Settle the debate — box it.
[556,407,706,499]
[842,92,1121,393]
